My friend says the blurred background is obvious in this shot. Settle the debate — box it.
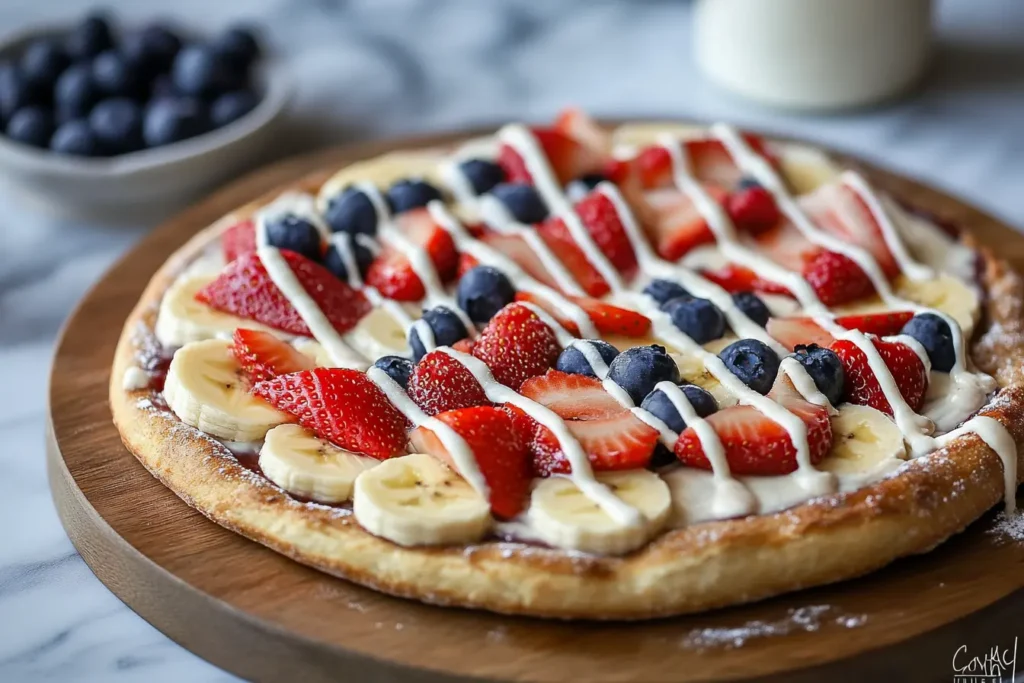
[1,0,1023,681]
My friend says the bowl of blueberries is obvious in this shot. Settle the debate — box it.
[0,11,289,216]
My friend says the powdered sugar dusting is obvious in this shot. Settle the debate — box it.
[680,605,867,650]
[989,511,1024,542]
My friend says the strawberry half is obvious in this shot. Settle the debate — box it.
[699,263,792,297]
[802,250,876,306]
[411,406,531,519]
[674,375,832,476]
[830,337,927,415]
[752,220,821,272]
[196,251,371,337]
[726,184,780,234]
[766,317,835,352]
[800,181,899,278]
[406,350,489,416]
[535,217,611,297]
[835,311,914,337]
[521,369,658,475]
[253,368,409,459]
[498,127,610,186]
[472,303,561,389]
[364,208,459,301]
[222,219,256,263]
[626,136,773,191]
[553,107,611,155]
[637,185,728,260]
[231,328,315,383]
[513,292,651,338]
[574,191,638,277]
[477,229,563,291]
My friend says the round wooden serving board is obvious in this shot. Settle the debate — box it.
[48,125,1024,683]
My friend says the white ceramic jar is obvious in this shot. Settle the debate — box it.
[694,0,934,110]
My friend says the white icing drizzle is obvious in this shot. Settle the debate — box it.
[365,366,489,497]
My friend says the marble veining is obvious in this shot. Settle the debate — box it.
[1,0,1023,680]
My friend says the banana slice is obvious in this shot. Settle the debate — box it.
[317,151,448,211]
[819,404,907,484]
[353,453,492,547]
[163,338,291,442]
[673,353,739,408]
[779,144,843,195]
[527,470,671,555]
[260,424,378,503]
[155,274,279,348]
[894,273,979,336]
[345,306,410,360]
[293,339,332,368]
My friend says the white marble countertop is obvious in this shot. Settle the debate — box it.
[1,0,1023,680]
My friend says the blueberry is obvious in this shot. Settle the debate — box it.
[456,265,516,324]
[662,296,726,344]
[458,158,505,195]
[263,215,323,262]
[210,90,258,127]
[54,63,100,122]
[50,119,101,156]
[606,345,680,405]
[409,307,469,361]
[386,178,443,214]
[731,291,770,327]
[792,344,844,405]
[213,25,262,72]
[20,39,70,93]
[131,24,182,73]
[641,383,718,434]
[737,176,761,191]
[901,312,955,372]
[555,340,620,378]
[323,234,374,284]
[92,50,144,99]
[88,98,143,154]
[0,63,35,123]
[64,14,114,61]
[143,96,208,147]
[490,182,548,223]
[566,172,607,201]
[325,187,379,236]
[6,107,54,148]
[172,44,236,99]
[373,355,414,389]
[149,74,178,100]
[719,339,780,395]
[643,278,690,306]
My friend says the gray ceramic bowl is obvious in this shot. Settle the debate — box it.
[0,24,291,218]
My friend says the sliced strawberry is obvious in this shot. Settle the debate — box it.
[457,252,480,278]
[253,368,409,459]
[631,145,674,189]
[452,338,476,354]
[498,127,610,186]
[802,250,876,306]
[406,350,489,416]
[726,184,780,234]
[766,317,835,351]
[554,107,611,154]
[231,328,315,384]
[196,251,370,337]
[535,217,611,297]
[639,185,728,260]
[520,369,623,420]
[532,412,658,476]
[674,375,832,476]
[830,338,927,415]
[365,209,459,301]
[699,263,792,297]
[834,311,915,337]
[513,292,650,338]
[751,220,821,272]
[477,229,562,291]
[411,406,531,519]
[222,219,256,263]
[575,191,638,276]
[472,303,561,389]
[800,181,899,278]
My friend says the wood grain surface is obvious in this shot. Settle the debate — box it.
[47,127,1024,683]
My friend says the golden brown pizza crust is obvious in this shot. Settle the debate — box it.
[109,148,1024,620]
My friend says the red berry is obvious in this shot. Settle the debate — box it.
[411,406,531,519]
[253,368,410,459]
[520,370,623,420]
[532,412,658,476]
[726,185,780,233]
[471,303,560,390]
[222,219,256,263]
[196,251,370,337]
[406,350,489,416]
[698,263,792,297]
[535,216,611,297]
[834,311,915,337]
[802,250,876,306]
[766,317,835,352]
[364,209,459,302]
[830,338,928,416]
[574,191,638,276]
[230,328,315,384]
